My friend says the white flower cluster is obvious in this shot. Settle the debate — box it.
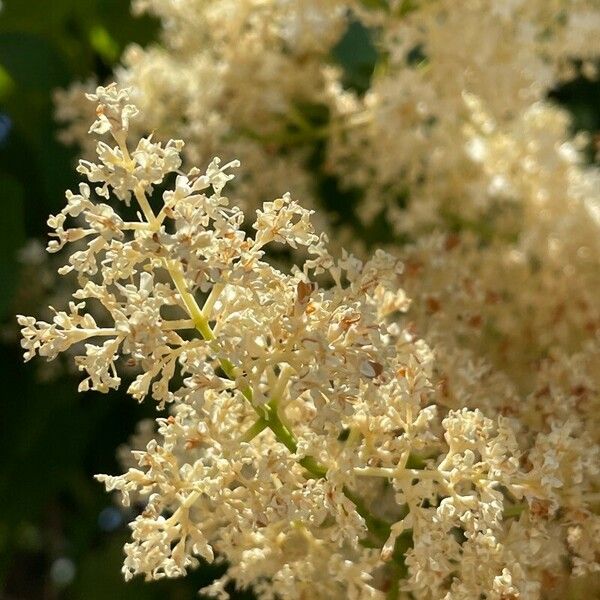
[23,0,600,597]
[55,0,599,236]
[21,84,600,598]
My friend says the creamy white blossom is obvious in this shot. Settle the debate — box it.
[20,82,600,599]
[19,0,600,596]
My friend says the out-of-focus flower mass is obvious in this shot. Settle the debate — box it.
[18,0,600,598]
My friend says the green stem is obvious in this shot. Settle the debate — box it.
[503,503,527,519]
[176,277,400,550]
[386,530,414,598]
[166,232,323,482]
[240,125,331,148]
[168,262,215,341]
[176,269,416,572]
[404,452,428,470]
[240,418,269,442]
[343,486,393,543]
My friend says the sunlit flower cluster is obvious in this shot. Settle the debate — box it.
[21,80,600,598]
[20,0,600,598]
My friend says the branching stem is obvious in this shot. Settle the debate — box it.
[129,164,407,571]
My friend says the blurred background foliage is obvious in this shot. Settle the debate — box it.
[0,1,598,598]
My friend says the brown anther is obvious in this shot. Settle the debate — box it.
[530,499,552,519]
[485,290,501,304]
[340,313,361,331]
[499,405,517,417]
[468,314,483,328]
[405,321,418,338]
[296,280,316,304]
[519,452,533,472]
[426,296,441,314]
[368,361,384,378]
[359,279,377,294]
[444,233,461,251]
[404,259,423,277]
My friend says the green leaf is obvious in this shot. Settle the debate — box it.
[89,25,120,65]
[0,32,68,91]
[332,21,379,95]
[0,174,25,317]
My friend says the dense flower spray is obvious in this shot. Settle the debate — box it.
[54,0,600,389]
[17,0,600,598]
[19,85,600,599]
[56,0,600,239]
